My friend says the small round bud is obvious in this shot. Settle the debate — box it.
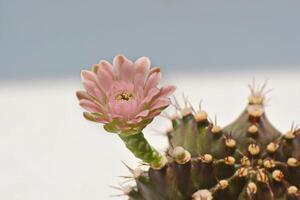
[247,105,264,117]
[263,159,275,169]
[248,125,258,134]
[287,157,299,167]
[173,146,191,164]
[272,170,284,182]
[256,169,268,183]
[285,131,296,139]
[192,189,213,200]
[194,111,208,122]
[236,167,248,177]
[248,144,260,155]
[225,138,236,148]
[181,107,193,117]
[218,180,229,190]
[224,156,235,165]
[288,186,298,195]
[151,155,167,170]
[211,125,221,134]
[200,154,213,163]
[247,182,257,195]
[241,156,251,166]
[267,142,279,153]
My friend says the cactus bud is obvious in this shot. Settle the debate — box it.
[287,157,299,167]
[247,105,264,117]
[194,111,208,122]
[241,156,251,166]
[236,167,248,177]
[225,138,236,148]
[285,130,296,139]
[181,107,193,117]
[192,189,213,200]
[266,142,279,153]
[218,180,229,190]
[272,170,284,182]
[247,182,257,195]
[256,169,268,183]
[248,144,260,155]
[248,124,258,135]
[224,156,235,165]
[201,154,213,163]
[288,186,298,195]
[263,159,275,169]
[173,146,191,164]
[211,125,221,134]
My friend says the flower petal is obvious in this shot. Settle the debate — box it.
[159,85,176,97]
[79,99,102,113]
[113,55,134,81]
[76,90,91,101]
[150,98,170,111]
[144,71,162,94]
[97,65,114,92]
[135,110,150,118]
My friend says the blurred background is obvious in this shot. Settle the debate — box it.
[1,0,300,199]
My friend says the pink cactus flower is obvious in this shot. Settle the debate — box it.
[76,55,175,134]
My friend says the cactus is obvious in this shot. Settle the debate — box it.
[76,56,300,200]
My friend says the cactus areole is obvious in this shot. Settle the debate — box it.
[77,55,300,200]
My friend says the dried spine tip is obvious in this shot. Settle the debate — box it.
[241,156,251,166]
[287,157,299,167]
[211,125,221,134]
[248,144,260,155]
[247,182,257,195]
[218,180,229,190]
[173,146,191,164]
[247,105,264,117]
[267,142,279,153]
[263,159,275,169]
[181,107,193,117]
[248,124,258,134]
[288,186,298,195]
[224,156,235,165]
[249,95,264,105]
[256,169,268,183]
[236,167,248,177]
[194,111,208,122]
[192,189,213,200]
[272,170,284,182]
[225,138,236,148]
[285,131,296,139]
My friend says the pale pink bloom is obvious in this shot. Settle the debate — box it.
[76,55,175,134]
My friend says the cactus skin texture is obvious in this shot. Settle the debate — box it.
[120,83,300,200]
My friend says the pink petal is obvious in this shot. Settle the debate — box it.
[97,66,114,92]
[113,55,134,81]
[81,70,98,83]
[145,110,162,119]
[76,90,91,101]
[159,85,176,97]
[98,60,114,79]
[82,80,98,97]
[127,118,143,124]
[134,57,150,82]
[150,98,170,111]
[135,110,150,118]
[144,72,162,94]
[141,88,160,104]
[79,99,101,113]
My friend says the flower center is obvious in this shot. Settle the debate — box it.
[115,91,134,101]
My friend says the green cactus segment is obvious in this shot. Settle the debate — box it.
[122,85,300,200]
[119,132,163,168]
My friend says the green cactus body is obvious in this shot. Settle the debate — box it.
[121,84,300,200]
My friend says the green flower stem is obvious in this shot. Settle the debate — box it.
[119,132,166,169]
